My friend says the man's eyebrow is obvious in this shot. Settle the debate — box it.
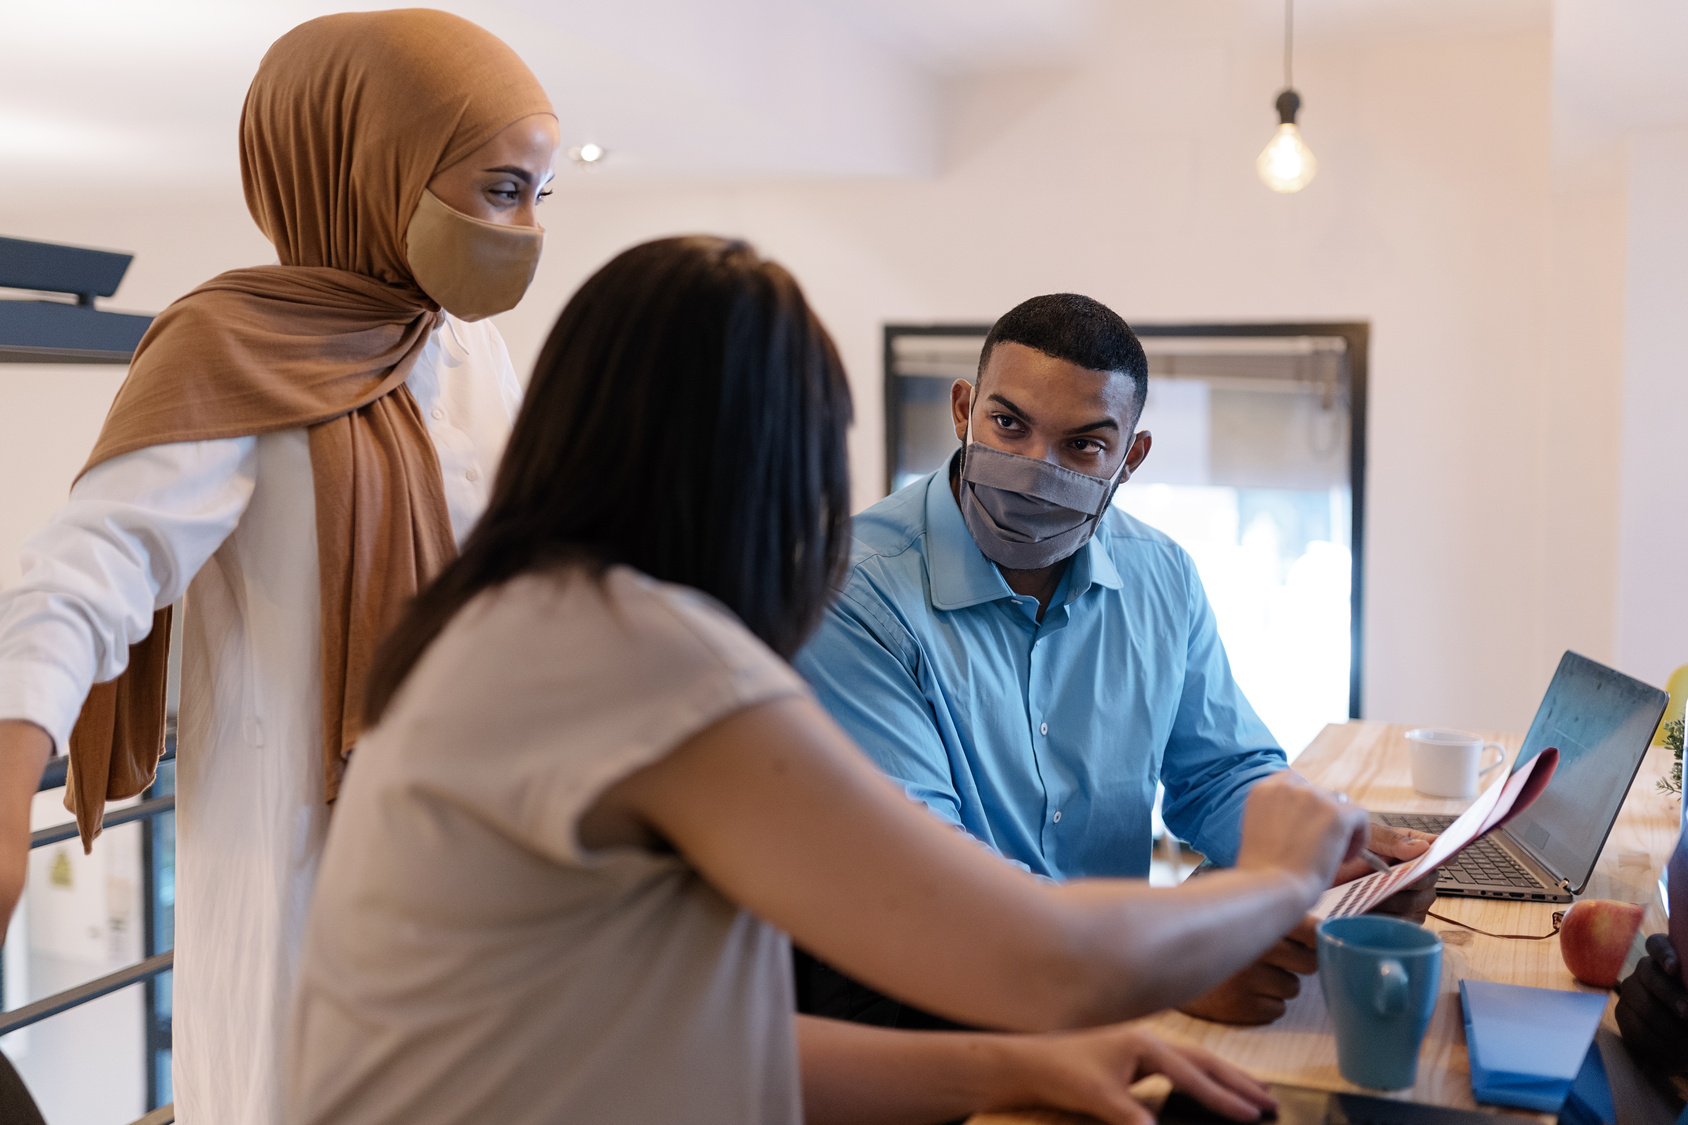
[986,392,1032,422]
[1065,417,1120,435]
[482,166,536,184]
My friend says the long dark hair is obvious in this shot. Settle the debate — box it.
[365,236,854,724]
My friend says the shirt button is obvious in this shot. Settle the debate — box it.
[1053,811,1062,823]
[465,467,480,482]
[1040,722,1048,736]
[431,407,445,421]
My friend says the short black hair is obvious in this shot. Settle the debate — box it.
[978,293,1147,416]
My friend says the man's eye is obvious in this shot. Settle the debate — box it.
[991,414,1019,430]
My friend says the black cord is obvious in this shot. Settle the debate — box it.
[1285,0,1294,89]
[1426,908,1565,941]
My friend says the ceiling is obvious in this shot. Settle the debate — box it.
[2,0,1683,211]
[1553,0,1688,165]
[0,0,1098,206]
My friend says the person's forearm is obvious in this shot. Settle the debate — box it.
[0,721,50,931]
[797,1015,1026,1125]
[1042,866,1318,1027]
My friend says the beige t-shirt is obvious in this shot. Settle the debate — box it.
[286,565,807,1125]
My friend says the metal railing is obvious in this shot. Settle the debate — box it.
[0,952,173,1039]
[2,238,168,1122]
[2,744,177,1123]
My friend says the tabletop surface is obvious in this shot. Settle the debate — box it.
[970,719,1681,1125]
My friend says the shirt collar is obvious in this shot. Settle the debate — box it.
[1070,523,1124,595]
[924,461,1124,611]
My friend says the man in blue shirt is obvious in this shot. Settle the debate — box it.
[795,294,1430,1026]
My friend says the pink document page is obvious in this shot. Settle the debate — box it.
[1311,747,1559,920]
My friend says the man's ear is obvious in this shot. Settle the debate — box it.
[950,379,973,442]
[1126,430,1153,473]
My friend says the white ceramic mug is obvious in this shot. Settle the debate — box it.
[1405,728,1506,798]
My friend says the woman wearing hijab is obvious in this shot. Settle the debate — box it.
[287,236,1369,1125]
[0,11,557,1122]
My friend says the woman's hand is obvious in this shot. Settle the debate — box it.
[798,1016,1273,1125]
[1235,773,1371,905]
[991,1025,1275,1125]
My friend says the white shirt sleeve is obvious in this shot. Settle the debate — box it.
[0,438,257,753]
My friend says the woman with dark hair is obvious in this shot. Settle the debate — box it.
[286,236,1369,1125]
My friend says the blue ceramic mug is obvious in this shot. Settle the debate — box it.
[1317,915,1443,1090]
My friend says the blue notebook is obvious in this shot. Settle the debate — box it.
[1560,1041,1616,1125]
[1459,979,1608,1113]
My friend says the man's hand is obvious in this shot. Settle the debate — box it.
[1178,916,1317,1025]
[1334,821,1438,923]
[1180,821,1439,1025]
[0,721,50,935]
[1616,934,1688,1076]
[1332,822,1433,886]
[1370,870,1438,923]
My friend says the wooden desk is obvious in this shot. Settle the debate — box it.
[973,720,1681,1125]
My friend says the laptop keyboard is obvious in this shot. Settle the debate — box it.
[1377,812,1540,888]
[1443,834,1537,887]
[1380,812,1454,834]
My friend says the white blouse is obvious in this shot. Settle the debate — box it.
[0,315,522,1125]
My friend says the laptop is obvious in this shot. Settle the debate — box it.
[1375,651,1667,904]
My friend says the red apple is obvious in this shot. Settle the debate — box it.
[1559,899,1645,988]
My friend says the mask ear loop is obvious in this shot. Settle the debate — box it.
[958,385,977,478]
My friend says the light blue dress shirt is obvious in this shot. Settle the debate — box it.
[794,463,1286,880]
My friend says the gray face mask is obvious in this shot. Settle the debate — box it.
[957,413,1133,571]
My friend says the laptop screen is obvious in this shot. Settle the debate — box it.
[1505,651,1668,893]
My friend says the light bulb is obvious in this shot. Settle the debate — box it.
[1257,123,1316,192]
[1258,88,1316,193]
[568,142,605,165]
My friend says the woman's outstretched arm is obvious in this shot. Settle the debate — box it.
[585,695,1367,1033]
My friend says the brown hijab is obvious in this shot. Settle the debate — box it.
[65,9,553,847]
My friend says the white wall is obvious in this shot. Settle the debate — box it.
[0,203,272,583]
[0,1,1657,742]
[1615,126,1688,686]
[1537,151,1627,688]
[495,9,1571,732]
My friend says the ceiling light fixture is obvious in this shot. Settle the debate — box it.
[1257,0,1316,193]
[568,142,605,166]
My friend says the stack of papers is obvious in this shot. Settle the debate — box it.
[1460,980,1607,1112]
[1311,746,1559,919]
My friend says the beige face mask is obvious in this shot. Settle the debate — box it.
[404,189,544,322]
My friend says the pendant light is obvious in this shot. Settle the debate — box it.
[1257,0,1316,193]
